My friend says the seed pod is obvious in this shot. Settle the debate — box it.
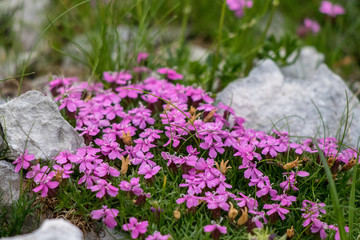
[189,106,196,116]
[237,207,248,226]
[228,202,238,221]
[173,209,181,220]
[283,157,301,170]
[342,158,357,172]
[204,109,217,123]
[215,159,232,175]
[120,155,131,175]
[286,226,294,239]
[122,131,133,146]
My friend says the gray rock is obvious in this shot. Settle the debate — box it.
[0,161,20,206]
[0,219,83,240]
[0,90,83,160]
[217,47,360,146]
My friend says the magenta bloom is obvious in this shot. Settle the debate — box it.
[90,179,119,198]
[204,224,227,234]
[303,18,320,33]
[235,192,258,211]
[91,205,119,228]
[157,68,183,80]
[33,171,59,197]
[204,223,227,239]
[119,177,144,196]
[319,1,345,17]
[103,71,132,85]
[53,164,73,179]
[138,163,161,179]
[145,231,171,240]
[123,217,149,239]
[176,194,200,209]
[310,218,328,239]
[12,150,35,172]
[199,141,224,159]
[226,0,253,18]
[204,192,230,211]
[263,203,289,220]
[59,96,84,112]
[137,52,149,63]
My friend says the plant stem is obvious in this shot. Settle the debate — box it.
[208,0,227,91]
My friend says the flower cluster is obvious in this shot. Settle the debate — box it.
[13,52,356,239]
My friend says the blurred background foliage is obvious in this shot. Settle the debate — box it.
[0,0,359,92]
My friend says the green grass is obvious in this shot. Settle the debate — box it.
[0,190,40,237]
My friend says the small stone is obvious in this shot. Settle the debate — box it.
[0,160,21,206]
[0,90,84,160]
[0,219,83,240]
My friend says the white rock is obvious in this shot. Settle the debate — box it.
[0,161,20,206]
[217,47,360,146]
[0,90,83,160]
[0,219,83,240]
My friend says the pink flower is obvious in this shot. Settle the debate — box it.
[138,163,161,179]
[145,231,171,240]
[94,163,120,178]
[204,223,227,239]
[271,193,297,207]
[310,218,328,239]
[226,0,253,18]
[26,164,49,180]
[123,217,149,239]
[119,177,144,196]
[263,203,289,220]
[204,192,230,211]
[12,150,35,172]
[235,192,258,211]
[199,141,225,159]
[90,179,119,198]
[103,71,132,85]
[53,164,73,179]
[248,210,268,228]
[304,18,320,33]
[33,171,59,197]
[91,205,119,228]
[59,95,84,112]
[137,52,149,63]
[176,194,200,209]
[319,1,345,17]
[129,105,155,129]
[297,18,321,37]
[157,68,183,80]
